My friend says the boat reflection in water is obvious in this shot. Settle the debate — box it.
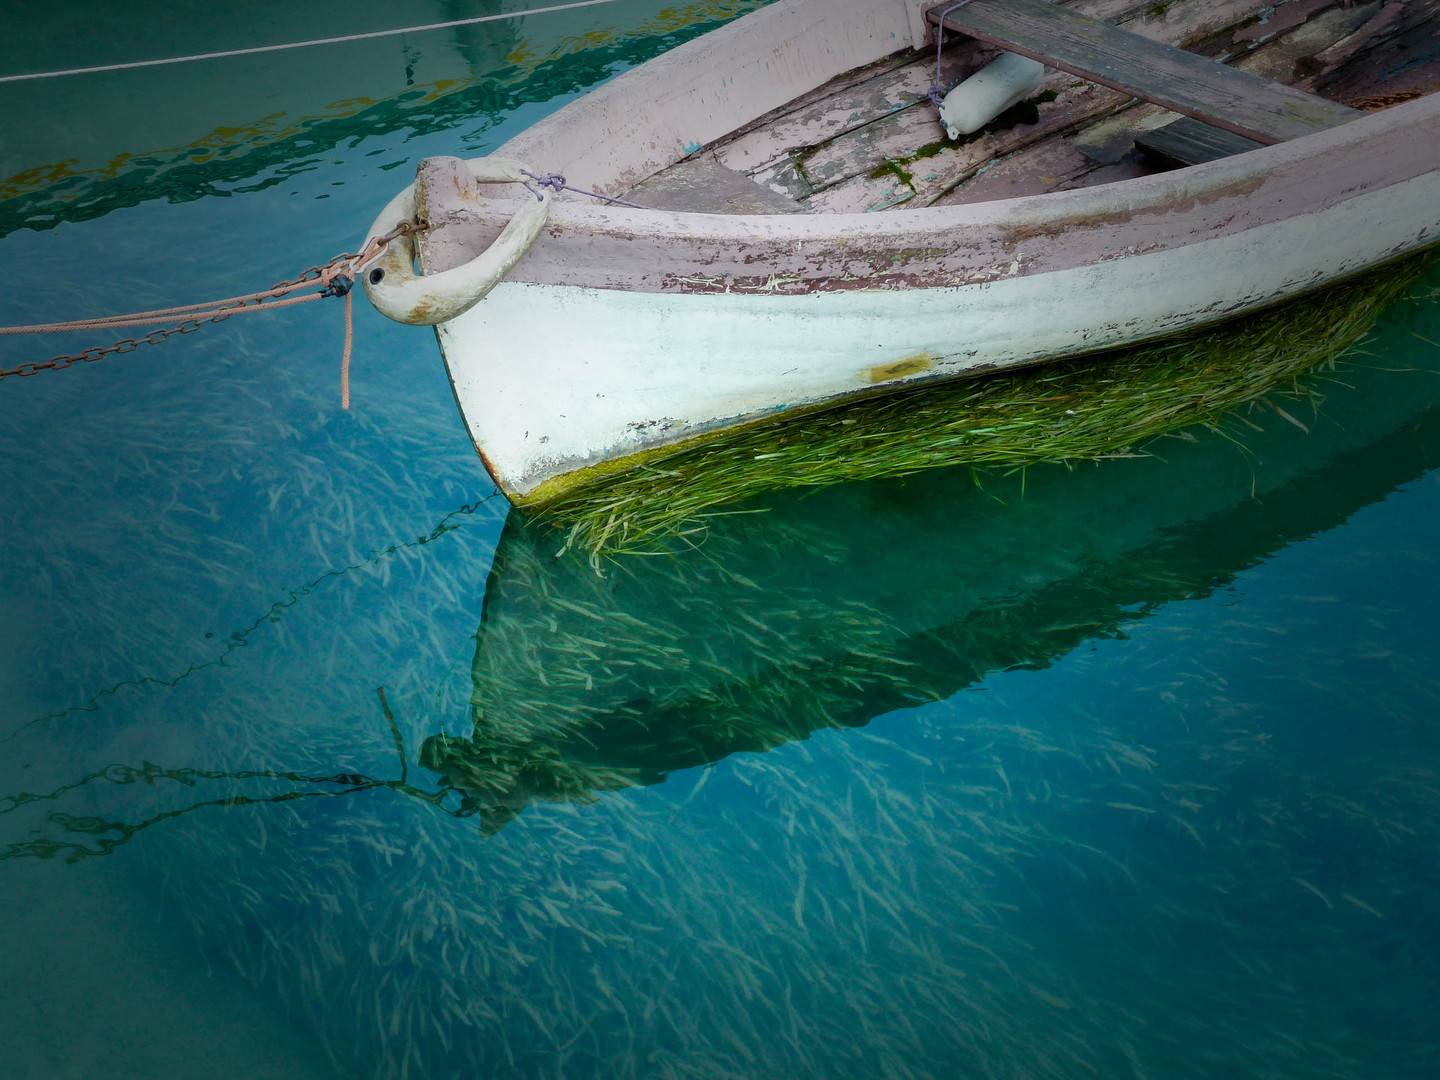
[420,323,1440,832]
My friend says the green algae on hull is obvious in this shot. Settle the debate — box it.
[537,251,1440,558]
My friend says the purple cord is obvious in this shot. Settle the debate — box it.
[929,0,979,108]
[522,170,647,210]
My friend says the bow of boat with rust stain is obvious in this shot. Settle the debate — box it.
[374,0,1440,504]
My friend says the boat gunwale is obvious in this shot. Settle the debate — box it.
[411,92,1440,294]
[520,92,1438,233]
[477,0,1439,252]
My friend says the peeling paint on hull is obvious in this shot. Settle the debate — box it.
[438,162,1440,501]
[397,0,1440,502]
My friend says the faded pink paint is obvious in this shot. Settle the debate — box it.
[408,0,1438,300]
[421,92,1439,297]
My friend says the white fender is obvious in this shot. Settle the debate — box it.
[360,156,551,326]
[939,52,1046,139]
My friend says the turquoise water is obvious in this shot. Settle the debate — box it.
[3,4,1440,1078]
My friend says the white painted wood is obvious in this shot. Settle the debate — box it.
[496,0,916,197]
[362,157,551,325]
[439,163,1440,499]
[709,60,954,178]
[905,0,937,50]
[939,53,1046,138]
[438,92,1437,295]
[374,0,1440,502]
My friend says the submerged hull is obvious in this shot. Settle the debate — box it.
[392,0,1440,503]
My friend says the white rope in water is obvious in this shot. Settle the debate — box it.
[0,0,635,85]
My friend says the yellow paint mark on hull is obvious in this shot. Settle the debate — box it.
[868,353,932,383]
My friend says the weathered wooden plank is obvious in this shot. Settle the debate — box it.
[672,0,1284,194]
[912,79,1126,201]
[712,49,976,176]
[921,0,1288,52]
[1135,116,1264,165]
[1229,1,1385,83]
[1302,0,1440,105]
[1050,154,1161,191]
[749,154,817,201]
[1069,0,1382,163]
[929,0,1363,142]
[724,0,1285,180]
[624,156,804,214]
[1231,0,1336,45]
[934,137,1097,203]
[919,0,1357,202]
[790,101,944,193]
[802,0,1321,211]
[638,0,1377,215]
[1109,0,1303,49]
[696,51,918,160]
[1069,101,1171,163]
[804,77,1127,211]
[740,64,1116,207]
[801,168,916,213]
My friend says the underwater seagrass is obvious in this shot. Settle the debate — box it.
[417,305,1440,836]
[14,257,1438,1080]
[25,289,1440,1080]
[540,251,1440,556]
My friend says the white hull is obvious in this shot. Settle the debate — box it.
[441,164,1439,502]
[364,0,1440,503]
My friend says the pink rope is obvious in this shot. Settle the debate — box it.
[0,224,409,401]
[342,288,354,411]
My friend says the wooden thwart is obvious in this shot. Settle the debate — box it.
[625,157,803,214]
[1136,117,1265,167]
[927,0,1362,144]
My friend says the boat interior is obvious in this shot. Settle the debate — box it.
[620,0,1440,215]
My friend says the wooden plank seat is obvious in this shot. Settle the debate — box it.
[1135,117,1265,167]
[624,156,805,214]
[927,0,1363,145]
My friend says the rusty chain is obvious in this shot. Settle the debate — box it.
[1,318,218,379]
[0,222,413,383]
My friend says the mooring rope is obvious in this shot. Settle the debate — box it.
[0,0,637,84]
[521,170,647,209]
[3,287,327,335]
[0,223,412,407]
[0,159,649,391]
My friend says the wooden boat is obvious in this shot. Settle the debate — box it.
[360,0,1440,505]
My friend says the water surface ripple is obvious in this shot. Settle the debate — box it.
[2,3,1439,1078]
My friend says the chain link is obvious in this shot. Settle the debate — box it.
[1,315,220,380]
[0,223,411,383]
